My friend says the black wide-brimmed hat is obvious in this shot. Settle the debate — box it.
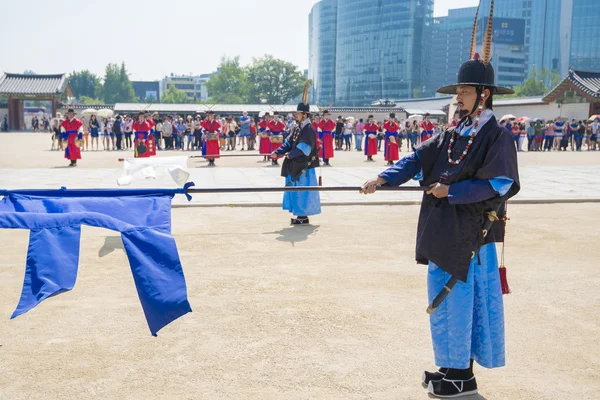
[436,0,514,96]
[297,82,310,113]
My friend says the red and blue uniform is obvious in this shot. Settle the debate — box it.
[201,118,221,159]
[317,118,336,161]
[258,119,271,155]
[133,120,152,158]
[60,118,83,161]
[364,122,379,157]
[420,120,435,142]
[383,120,400,162]
[267,119,286,154]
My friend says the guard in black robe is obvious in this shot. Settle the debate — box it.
[361,1,520,397]
[272,85,321,225]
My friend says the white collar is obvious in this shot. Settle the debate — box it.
[301,118,311,128]
[457,109,494,137]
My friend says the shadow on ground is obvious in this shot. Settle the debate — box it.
[262,225,320,246]
[98,235,124,257]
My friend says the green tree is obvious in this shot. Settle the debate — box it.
[102,63,121,104]
[205,56,249,103]
[101,62,135,103]
[510,68,547,97]
[247,55,306,104]
[117,62,136,103]
[161,84,190,104]
[79,96,105,105]
[68,70,100,99]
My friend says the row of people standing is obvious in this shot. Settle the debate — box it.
[503,117,599,152]
[311,111,441,166]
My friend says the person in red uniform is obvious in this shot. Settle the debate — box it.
[363,114,378,161]
[145,112,157,156]
[201,110,221,167]
[132,112,152,158]
[383,112,400,166]
[450,111,460,128]
[258,112,272,161]
[312,114,321,132]
[420,113,435,143]
[60,108,83,167]
[267,111,286,166]
[317,110,335,166]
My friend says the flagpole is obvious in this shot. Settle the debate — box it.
[184,186,428,194]
[118,154,276,162]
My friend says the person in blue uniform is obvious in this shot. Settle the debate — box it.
[361,1,520,397]
[272,84,321,225]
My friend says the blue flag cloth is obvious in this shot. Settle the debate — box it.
[0,186,194,336]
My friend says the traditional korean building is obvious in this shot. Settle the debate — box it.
[0,73,73,130]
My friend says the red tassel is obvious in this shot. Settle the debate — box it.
[318,175,323,187]
[499,265,510,294]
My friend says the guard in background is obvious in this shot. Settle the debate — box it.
[272,84,321,225]
[201,110,221,167]
[268,112,286,166]
[132,112,152,158]
[60,108,83,167]
[364,115,378,161]
[383,112,400,166]
[317,110,335,166]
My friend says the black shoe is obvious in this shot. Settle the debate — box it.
[422,368,448,386]
[427,376,477,398]
[290,216,310,225]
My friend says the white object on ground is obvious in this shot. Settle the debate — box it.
[117,156,190,186]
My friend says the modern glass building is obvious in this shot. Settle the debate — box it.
[478,0,600,76]
[308,0,338,107]
[429,7,478,94]
[430,9,526,92]
[570,0,600,72]
[309,0,433,107]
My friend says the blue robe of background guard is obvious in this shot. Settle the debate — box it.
[273,118,321,221]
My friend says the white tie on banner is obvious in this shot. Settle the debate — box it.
[117,156,190,186]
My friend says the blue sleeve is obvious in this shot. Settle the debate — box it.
[448,176,514,205]
[287,142,311,159]
[274,139,292,155]
[378,152,421,186]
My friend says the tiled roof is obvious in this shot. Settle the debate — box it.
[568,69,600,98]
[0,73,73,96]
[543,68,600,102]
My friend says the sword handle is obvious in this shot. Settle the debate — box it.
[426,277,458,314]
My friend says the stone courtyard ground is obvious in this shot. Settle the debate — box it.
[0,132,599,400]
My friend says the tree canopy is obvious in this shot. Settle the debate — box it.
[68,70,100,99]
[205,55,307,104]
[205,56,249,104]
[247,55,306,104]
[504,67,563,98]
[99,62,136,104]
[161,85,190,104]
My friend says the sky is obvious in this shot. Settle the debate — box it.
[0,0,479,82]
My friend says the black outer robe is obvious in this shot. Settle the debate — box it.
[280,123,320,180]
[414,115,520,282]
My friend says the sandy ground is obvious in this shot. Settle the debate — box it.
[2,132,600,169]
[0,204,599,400]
